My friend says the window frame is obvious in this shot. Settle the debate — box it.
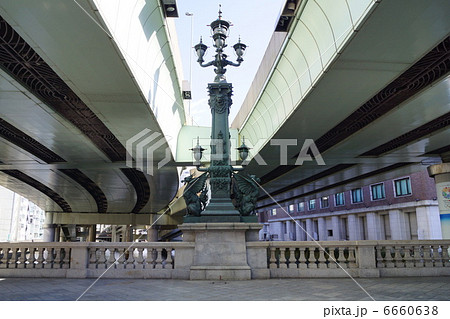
[297,202,305,212]
[370,183,386,201]
[334,192,345,206]
[351,188,363,204]
[393,177,412,197]
[320,196,330,209]
[308,199,316,211]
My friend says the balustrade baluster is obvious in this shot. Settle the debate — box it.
[395,246,405,268]
[142,248,150,269]
[424,246,435,268]
[107,248,117,268]
[279,248,288,269]
[53,248,62,269]
[23,248,31,269]
[298,247,308,269]
[149,248,158,269]
[61,248,70,269]
[385,246,395,268]
[375,246,385,268]
[165,248,174,269]
[0,248,5,269]
[442,245,450,267]
[15,248,22,269]
[155,248,164,269]
[5,248,12,269]
[88,248,98,269]
[309,248,319,269]
[125,248,135,269]
[96,248,107,269]
[289,247,298,269]
[403,246,415,268]
[117,248,127,269]
[134,248,144,269]
[335,247,345,269]
[43,248,52,269]
[36,248,45,268]
[347,247,357,268]
[413,245,424,267]
[268,247,277,269]
[434,245,444,267]
[327,247,338,269]
[318,248,328,269]
[31,247,38,268]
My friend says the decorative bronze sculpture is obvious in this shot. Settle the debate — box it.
[183,173,209,216]
[232,174,260,216]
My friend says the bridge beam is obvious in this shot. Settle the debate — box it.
[50,212,182,227]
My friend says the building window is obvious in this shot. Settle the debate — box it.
[297,202,305,212]
[308,199,316,210]
[320,196,329,208]
[271,208,277,216]
[288,204,295,213]
[335,192,345,206]
[394,177,412,197]
[351,188,363,203]
[371,183,385,200]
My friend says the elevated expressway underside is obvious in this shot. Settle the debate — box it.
[232,0,450,211]
[0,0,186,230]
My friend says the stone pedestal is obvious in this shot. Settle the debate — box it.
[178,223,262,280]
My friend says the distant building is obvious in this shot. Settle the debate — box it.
[259,170,442,241]
[0,186,45,242]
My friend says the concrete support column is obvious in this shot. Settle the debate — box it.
[295,220,303,241]
[285,220,293,240]
[54,225,61,242]
[300,220,308,241]
[271,221,284,241]
[317,217,327,241]
[125,225,134,242]
[305,219,313,241]
[389,209,409,240]
[416,206,442,239]
[366,212,384,240]
[347,214,360,241]
[120,225,127,242]
[331,216,340,240]
[88,225,96,242]
[428,163,450,239]
[147,227,158,242]
[43,212,55,242]
[111,226,118,242]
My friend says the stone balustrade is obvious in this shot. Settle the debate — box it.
[375,241,450,277]
[246,240,450,279]
[0,242,195,279]
[0,242,71,270]
[0,240,449,279]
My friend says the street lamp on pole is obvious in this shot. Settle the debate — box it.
[194,6,246,83]
[183,7,259,223]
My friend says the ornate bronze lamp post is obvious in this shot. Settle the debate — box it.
[183,7,259,223]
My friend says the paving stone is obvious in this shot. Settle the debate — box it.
[0,277,449,300]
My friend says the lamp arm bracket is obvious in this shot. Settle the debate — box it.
[226,60,241,67]
[199,60,215,68]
